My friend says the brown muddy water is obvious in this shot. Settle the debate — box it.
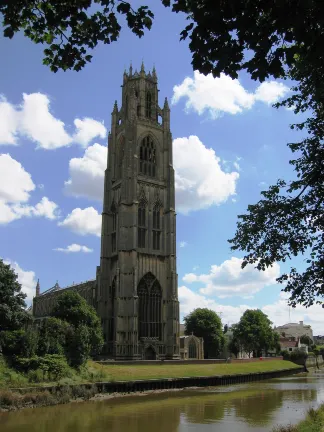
[1,372,324,431]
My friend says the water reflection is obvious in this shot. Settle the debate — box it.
[1,375,324,432]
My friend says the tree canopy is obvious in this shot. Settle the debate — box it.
[184,308,224,358]
[51,290,104,362]
[0,259,29,332]
[232,310,279,357]
[1,1,322,79]
[2,1,324,306]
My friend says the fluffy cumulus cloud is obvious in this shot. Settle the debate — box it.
[4,260,37,305]
[0,93,106,149]
[58,207,101,237]
[0,154,59,224]
[183,256,280,298]
[179,286,324,334]
[179,241,188,248]
[64,143,107,200]
[172,72,289,118]
[54,243,93,253]
[174,136,239,213]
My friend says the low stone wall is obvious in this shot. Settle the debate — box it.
[232,356,283,363]
[11,366,303,397]
[96,359,227,366]
[306,355,324,368]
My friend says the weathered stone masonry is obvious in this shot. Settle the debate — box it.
[33,64,180,360]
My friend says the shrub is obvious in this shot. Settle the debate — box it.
[0,329,38,359]
[0,390,20,407]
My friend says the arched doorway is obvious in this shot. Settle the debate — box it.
[138,272,162,340]
[144,345,156,360]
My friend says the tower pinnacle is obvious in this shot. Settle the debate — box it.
[36,279,40,297]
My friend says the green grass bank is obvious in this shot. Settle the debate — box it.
[1,358,301,411]
[273,404,324,432]
[1,358,299,388]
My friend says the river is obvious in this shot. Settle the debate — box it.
[1,372,324,431]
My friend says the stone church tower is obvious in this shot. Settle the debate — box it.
[97,63,180,360]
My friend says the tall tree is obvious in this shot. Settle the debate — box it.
[233,310,278,357]
[51,290,104,361]
[0,259,29,332]
[184,308,224,358]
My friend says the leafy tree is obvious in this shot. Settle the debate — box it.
[0,328,38,359]
[300,334,313,347]
[227,325,242,358]
[184,308,224,359]
[0,259,29,332]
[51,290,104,364]
[233,310,278,357]
[2,1,322,80]
[223,324,228,334]
[37,317,72,356]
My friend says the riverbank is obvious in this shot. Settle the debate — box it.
[273,403,324,431]
[0,360,302,411]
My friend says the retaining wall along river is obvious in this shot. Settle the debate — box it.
[10,366,303,396]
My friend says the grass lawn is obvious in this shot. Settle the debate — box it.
[89,360,300,381]
[0,358,300,389]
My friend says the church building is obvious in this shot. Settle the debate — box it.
[32,64,180,360]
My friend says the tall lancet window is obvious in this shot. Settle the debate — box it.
[145,91,152,118]
[111,202,117,253]
[138,200,146,248]
[138,273,162,340]
[152,203,162,250]
[125,95,128,119]
[116,135,125,179]
[139,136,156,177]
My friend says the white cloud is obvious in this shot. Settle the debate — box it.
[59,207,101,237]
[259,181,268,188]
[64,136,239,214]
[179,286,324,334]
[173,136,239,213]
[183,256,280,298]
[172,72,289,118]
[179,241,188,248]
[179,285,249,324]
[4,260,36,305]
[0,96,18,144]
[73,119,107,147]
[64,143,107,200]
[0,93,107,149]
[54,243,93,253]
[254,81,289,105]
[0,154,59,224]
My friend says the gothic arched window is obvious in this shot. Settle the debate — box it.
[125,95,128,119]
[139,136,156,177]
[138,273,162,340]
[188,339,197,359]
[111,202,117,253]
[152,204,162,250]
[145,91,152,118]
[138,200,146,248]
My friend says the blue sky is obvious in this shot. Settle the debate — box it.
[1,2,322,333]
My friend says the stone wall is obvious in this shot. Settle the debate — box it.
[33,280,96,318]
[231,356,284,363]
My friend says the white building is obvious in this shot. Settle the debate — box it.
[275,321,313,341]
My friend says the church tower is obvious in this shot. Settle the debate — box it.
[97,63,180,360]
